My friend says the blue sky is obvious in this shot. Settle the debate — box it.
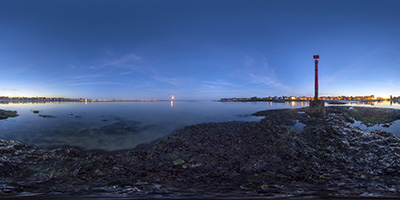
[1,0,400,100]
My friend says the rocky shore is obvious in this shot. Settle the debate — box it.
[2,106,400,198]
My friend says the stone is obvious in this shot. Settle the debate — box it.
[0,109,18,120]
[308,99,326,115]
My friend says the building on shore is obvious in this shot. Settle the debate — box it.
[220,95,390,102]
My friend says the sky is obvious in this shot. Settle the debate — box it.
[1,0,400,100]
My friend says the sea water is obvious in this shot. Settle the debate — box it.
[1,100,400,151]
[0,100,309,151]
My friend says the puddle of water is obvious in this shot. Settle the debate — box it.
[350,119,400,137]
[290,120,306,133]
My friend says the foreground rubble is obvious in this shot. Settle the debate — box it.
[2,106,400,198]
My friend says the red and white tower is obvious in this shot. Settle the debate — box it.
[313,55,319,100]
[308,54,325,115]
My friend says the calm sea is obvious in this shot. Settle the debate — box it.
[0,100,399,151]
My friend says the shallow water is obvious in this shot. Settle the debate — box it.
[0,100,309,151]
[291,120,307,133]
[350,119,400,136]
[331,101,400,136]
[2,100,400,151]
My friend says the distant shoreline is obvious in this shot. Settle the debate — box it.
[220,99,310,102]
[220,98,394,103]
[0,99,160,103]
[219,99,388,103]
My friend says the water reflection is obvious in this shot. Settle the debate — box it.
[347,101,377,106]
[350,119,400,138]
[271,101,309,107]
[0,100,273,151]
[344,100,400,107]
[0,100,82,105]
[171,96,175,108]
[4,99,400,151]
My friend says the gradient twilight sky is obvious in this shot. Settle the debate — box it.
[1,0,400,100]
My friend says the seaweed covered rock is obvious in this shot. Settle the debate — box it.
[150,121,299,190]
[2,106,400,198]
[0,109,18,120]
[251,106,400,195]
[346,106,400,126]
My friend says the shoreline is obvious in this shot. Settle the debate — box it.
[2,106,400,198]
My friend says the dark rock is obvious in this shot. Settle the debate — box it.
[38,114,56,118]
[0,109,18,119]
[308,99,326,115]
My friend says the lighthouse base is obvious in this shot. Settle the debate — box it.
[308,99,326,116]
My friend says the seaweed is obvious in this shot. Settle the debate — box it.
[0,109,18,120]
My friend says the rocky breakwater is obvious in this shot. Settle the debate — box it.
[2,106,400,198]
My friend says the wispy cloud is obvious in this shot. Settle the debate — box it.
[70,73,107,80]
[0,85,36,92]
[40,72,109,87]
[69,64,78,69]
[249,73,294,92]
[119,71,134,75]
[244,55,255,68]
[244,55,295,93]
[68,82,127,86]
[152,75,181,86]
[0,85,45,96]
[322,69,361,85]
[202,80,238,90]
[90,54,143,70]
[382,78,400,94]
[349,45,395,69]
[0,88,19,92]
[385,78,396,88]
[55,54,145,87]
